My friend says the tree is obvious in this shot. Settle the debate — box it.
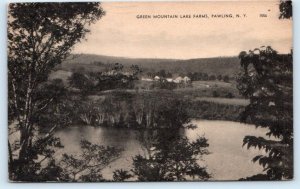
[237,46,293,180]
[113,169,132,181]
[32,79,72,128]
[60,140,121,181]
[130,64,142,78]
[154,78,177,90]
[127,106,139,128]
[209,75,216,81]
[225,92,234,99]
[222,75,230,82]
[131,130,210,181]
[202,73,209,81]
[157,69,167,78]
[166,72,173,78]
[8,2,105,181]
[212,90,219,97]
[127,97,210,181]
[113,62,124,72]
[279,0,292,19]
[77,100,97,125]
[68,72,94,93]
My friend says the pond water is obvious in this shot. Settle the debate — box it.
[55,120,270,180]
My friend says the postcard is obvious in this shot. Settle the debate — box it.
[8,0,293,182]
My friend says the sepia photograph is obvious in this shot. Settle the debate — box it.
[7,0,293,182]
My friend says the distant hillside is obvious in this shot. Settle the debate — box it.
[57,54,241,76]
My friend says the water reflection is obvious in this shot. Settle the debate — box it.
[55,120,269,180]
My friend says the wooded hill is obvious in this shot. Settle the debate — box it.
[57,54,241,76]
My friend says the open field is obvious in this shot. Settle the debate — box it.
[191,80,233,88]
[49,70,72,84]
[194,97,249,106]
[175,82,241,98]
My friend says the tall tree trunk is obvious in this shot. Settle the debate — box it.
[19,123,33,162]
[8,140,14,179]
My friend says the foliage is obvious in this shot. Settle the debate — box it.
[152,78,177,90]
[132,129,210,181]
[130,64,143,78]
[113,169,132,181]
[8,2,105,181]
[70,90,245,128]
[68,72,95,94]
[222,75,230,83]
[32,79,73,129]
[37,159,69,182]
[237,46,293,180]
[217,74,222,81]
[279,0,292,19]
[68,63,141,94]
[225,92,234,98]
[212,90,219,97]
[118,99,210,181]
[185,72,231,82]
[60,140,121,181]
[77,99,97,125]
[73,91,192,129]
[9,131,65,181]
[187,100,244,121]
[209,75,216,80]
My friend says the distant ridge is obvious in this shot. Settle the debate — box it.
[64,54,182,64]
[60,54,241,76]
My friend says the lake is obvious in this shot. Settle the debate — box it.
[55,120,269,180]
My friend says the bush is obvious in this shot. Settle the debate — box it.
[212,90,219,97]
[225,92,234,98]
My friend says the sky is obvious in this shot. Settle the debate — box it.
[72,1,292,59]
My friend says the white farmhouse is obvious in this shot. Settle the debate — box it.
[183,76,191,83]
[141,77,153,82]
[174,76,183,83]
[154,76,160,81]
[166,78,174,82]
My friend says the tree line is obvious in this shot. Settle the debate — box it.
[146,69,231,82]
[68,63,141,94]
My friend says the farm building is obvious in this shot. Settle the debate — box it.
[154,76,160,81]
[183,76,191,83]
[174,76,183,83]
[166,78,174,82]
[174,76,191,84]
[141,77,153,82]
